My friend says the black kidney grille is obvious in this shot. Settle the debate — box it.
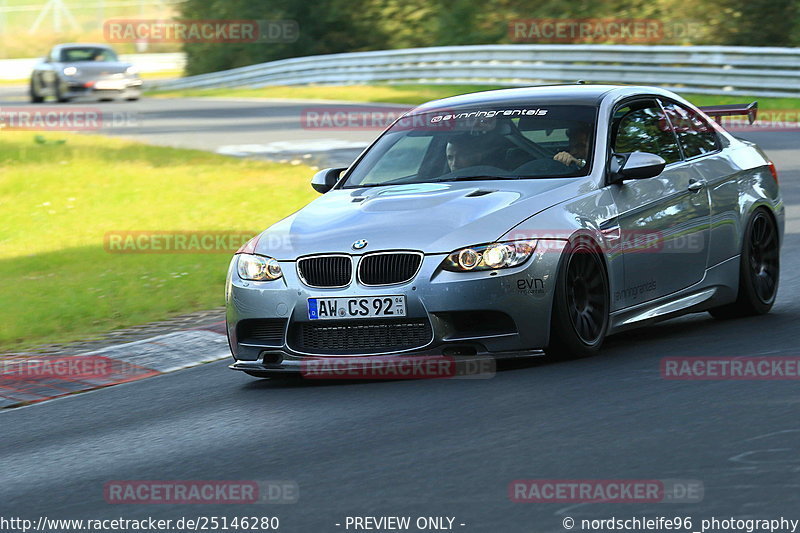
[298,255,352,287]
[294,319,433,354]
[359,253,422,286]
[237,318,287,346]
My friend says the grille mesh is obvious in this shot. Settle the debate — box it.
[359,253,422,286]
[293,319,433,354]
[297,255,352,287]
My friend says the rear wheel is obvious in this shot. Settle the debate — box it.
[546,238,609,359]
[710,208,779,319]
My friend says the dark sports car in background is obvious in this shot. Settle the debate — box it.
[30,43,142,103]
[225,84,783,377]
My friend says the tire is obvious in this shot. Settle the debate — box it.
[546,237,610,359]
[29,77,44,103]
[709,208,779,319]
[55,81,69,103]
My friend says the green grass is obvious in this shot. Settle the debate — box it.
[150,84,800,114]
[0,132,316,353]
[149,84,511,106]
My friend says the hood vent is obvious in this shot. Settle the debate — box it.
[465,189,497,198]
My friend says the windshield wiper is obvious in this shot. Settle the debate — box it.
[341,175,525,189]
[433,175,519,182]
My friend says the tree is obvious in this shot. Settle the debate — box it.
[181,0,391,75]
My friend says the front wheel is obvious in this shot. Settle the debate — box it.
[29,77,44,103]
[710,208,779,319]
[546,238,610,359]
[55,81,69,103]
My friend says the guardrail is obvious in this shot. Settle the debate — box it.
[149,44,800,98]
[0,53,186,81]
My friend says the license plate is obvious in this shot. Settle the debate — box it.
[308,296,406,320]
[94,80,125,90]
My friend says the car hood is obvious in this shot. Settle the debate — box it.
[256,179,590,259]
[64,61,132,77]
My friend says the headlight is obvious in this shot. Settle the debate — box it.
[125,66,138,76]
[236,254,282,281]
[442,241,536,272]
[63,66,78,76]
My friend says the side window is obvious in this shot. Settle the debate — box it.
[662,102,719,158]
[612,102,681,164]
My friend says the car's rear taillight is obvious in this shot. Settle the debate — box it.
[768,161,779,184]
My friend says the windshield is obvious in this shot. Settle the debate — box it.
[60,47,118,62]
[342,104,597,188]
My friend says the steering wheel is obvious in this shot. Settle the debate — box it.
[513,158,573,176]
[436,165,509,180]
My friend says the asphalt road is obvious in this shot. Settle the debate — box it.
[2,92,799,532]
[0,89,391,167]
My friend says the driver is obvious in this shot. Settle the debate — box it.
[446,135,484,171]
[553,125,590,169]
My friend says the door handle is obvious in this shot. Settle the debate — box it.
[687,179,706,192]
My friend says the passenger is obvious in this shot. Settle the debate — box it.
[445,135,484,171]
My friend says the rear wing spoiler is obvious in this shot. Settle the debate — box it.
[699,102,758,125]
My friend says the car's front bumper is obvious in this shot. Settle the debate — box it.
[225,244,565,374]
[63,77,142,98]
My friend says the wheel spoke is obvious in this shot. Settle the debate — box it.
[753,217,766,246]
[757,275,771,301]
[579,313,592,338]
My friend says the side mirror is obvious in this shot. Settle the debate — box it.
[609,152,666,183]
[311,167,345,193]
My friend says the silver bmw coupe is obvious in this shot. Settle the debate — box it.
[226,85,783,377]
